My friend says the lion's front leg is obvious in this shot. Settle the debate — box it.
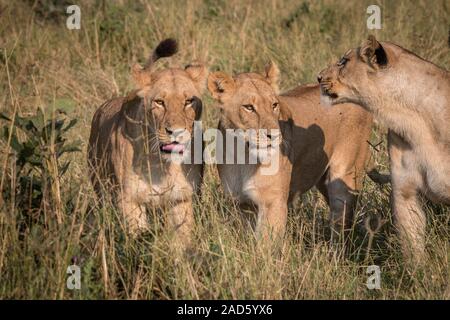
[255,198,288,248]
[166,200,195,250]
[325,176,358,241]
[117,195,149,237]
[389,131,426,264]
[392,184,426,264]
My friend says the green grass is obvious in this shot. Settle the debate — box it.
[0,0,449,299]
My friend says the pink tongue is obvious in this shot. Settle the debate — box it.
[161,143,185,153]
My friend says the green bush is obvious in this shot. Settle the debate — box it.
[0,108,81,226]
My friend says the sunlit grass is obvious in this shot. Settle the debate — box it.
[0,0,448,299]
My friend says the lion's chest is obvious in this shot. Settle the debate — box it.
[124,164,195,206]
[218,164,261,205]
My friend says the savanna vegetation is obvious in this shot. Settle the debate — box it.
[0,0,449,299]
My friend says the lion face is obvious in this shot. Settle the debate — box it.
[133,64,207,159]
[208,62,282,162]
[318,35,389,107]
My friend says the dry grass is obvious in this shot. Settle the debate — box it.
[0,0,449,299]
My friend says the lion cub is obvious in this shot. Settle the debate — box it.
[208,62,373,243]
[88,39,207,248]
[318,35,449,262]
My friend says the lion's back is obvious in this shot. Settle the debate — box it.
[280,83,373,191]
[88,97,125,191]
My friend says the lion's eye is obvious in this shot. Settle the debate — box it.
[185,99,194,107]
[154,99,165,107]
[272,102,279,110]
[242,104,255,112]
[337,57,348,67]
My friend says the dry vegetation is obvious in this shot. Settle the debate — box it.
[0,0,449,299]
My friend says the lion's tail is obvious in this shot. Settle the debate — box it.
[144,38,178,69]
[367,168,390,185]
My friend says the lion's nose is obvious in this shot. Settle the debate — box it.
[266,130,280,140]
[166,127,187,139]
[317,75,323,83]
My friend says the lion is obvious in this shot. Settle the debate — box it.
[318,35,450,262]
[207,62,374,244]
[88,39,207,248]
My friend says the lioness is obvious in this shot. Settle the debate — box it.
[318,35,450,262]
[207,62,373,242]
[88,39,207,247]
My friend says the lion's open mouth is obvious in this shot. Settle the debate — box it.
[327,92,338,99]
[320,85,338,99]
[160,142,185,154]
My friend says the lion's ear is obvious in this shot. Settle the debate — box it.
[185,62,208,93]
[132,64,151,88]
[207,71,236,101]
[360,35,388,69]
[264,60,280,93]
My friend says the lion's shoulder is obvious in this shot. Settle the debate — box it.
[92,96,125,124]
[92,90,142,127]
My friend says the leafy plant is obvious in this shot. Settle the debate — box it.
[0,107,81,226]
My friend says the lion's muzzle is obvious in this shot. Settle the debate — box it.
[160,128,191,154]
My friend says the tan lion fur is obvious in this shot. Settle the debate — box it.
[88,39,207,248]
[208,62,373,243]
[318,35,450,262]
